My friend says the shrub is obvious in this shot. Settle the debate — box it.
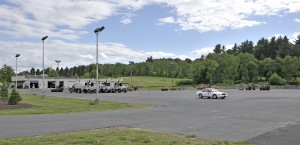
[0,84,9,102]
[288,78,300,85]
[269,73,286,85]
[8,88,22,105]
[176,80,195,85]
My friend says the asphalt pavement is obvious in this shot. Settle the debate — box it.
[1,89,300,145]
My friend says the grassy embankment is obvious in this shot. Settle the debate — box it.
[120,76,193,90]
[0,94,147,115]
[0,127,249,145]
[120,76,239,89]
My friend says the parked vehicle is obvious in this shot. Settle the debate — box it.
[196,88,228,99]
[73,82,85,93]
[260,83,270,91]
[51,87,64,92]
[238,83,244,90]
[114,82,127,93]
[161,87,169,91]
[245,83,257,90]
[82,81,97,93]
[100,82,115,93]
[68,84,75,93]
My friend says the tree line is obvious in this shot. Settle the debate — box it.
[1,35,300,85]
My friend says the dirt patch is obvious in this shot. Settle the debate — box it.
[0,100,32,110]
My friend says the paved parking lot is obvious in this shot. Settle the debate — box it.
[1,89,300,144]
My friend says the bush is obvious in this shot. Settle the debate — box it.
[269,73,286,85]
[176,80,195,85]
[0,84,9,102]
[8,88,22,105]
[288,78,300,85]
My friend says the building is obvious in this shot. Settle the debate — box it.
[11,75,124,89]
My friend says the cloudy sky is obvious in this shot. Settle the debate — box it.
[1,0,300,72]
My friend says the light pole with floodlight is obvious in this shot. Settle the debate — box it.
[94,26,105,104]
[41,36,48,99]
[55,60,61,87]
[15,54,20,89]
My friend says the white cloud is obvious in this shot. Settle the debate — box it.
[0,0,141,40]
[289,32,300,43]
[158,0,300,32]
[0,40,178,72]
[120,18,132,24]
[80,55,93,59]
[158,16,176,25]
[192,44,234,58]
[192,47,214,57]
[295,18,300,23]
[1,0,300,40]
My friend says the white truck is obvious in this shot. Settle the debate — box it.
[114,82,127,93]
[100,82,115,93]
[82,81,97,93]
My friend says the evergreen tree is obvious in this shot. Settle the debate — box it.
[0,64,14,83]
[294,34,300,45]
[8,88,22,105]
[146,56,154,63]
[59,68,64,76]
[30,68,35,75]
[65,67,70,77]
[0,83,9,102]
[36,69,41,75]
[213,44,222,54]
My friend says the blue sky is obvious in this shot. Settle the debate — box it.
[1,0,300,72]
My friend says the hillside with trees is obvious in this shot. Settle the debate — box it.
[1,35,300,86]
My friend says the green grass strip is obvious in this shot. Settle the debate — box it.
[0,127,249,145]
[0,94,147,115]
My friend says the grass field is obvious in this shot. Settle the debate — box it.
[120,76,192,90]
[0,94,147,115]
[0,127,249,145]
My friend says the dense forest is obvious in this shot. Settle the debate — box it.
[1,35,300,85]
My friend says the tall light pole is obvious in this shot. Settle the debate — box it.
[94,26,105,104]
[129,61,134,86]
[171,62,174,88]
[41,36,48,99]
[55,60,61,87]
[15,54,20,89]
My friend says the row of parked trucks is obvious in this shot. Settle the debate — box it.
[238,83,271,91]
[69,80,127,93]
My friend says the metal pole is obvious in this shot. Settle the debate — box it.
[16,57,17,89]
[96,33,99,101]
[171,62,173,87]
[93,26,104,104]
[57,62,59,87]
[172,75,174,87]
[41,36,48,98]
[55,60,61,87]
[42,40,45,99]
[130,65,132,85]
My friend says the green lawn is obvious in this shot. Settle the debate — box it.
[0,127,249,145]
[120,76,192,90]
[0,94,147,115]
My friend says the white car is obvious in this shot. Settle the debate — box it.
[196,88,228,99]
